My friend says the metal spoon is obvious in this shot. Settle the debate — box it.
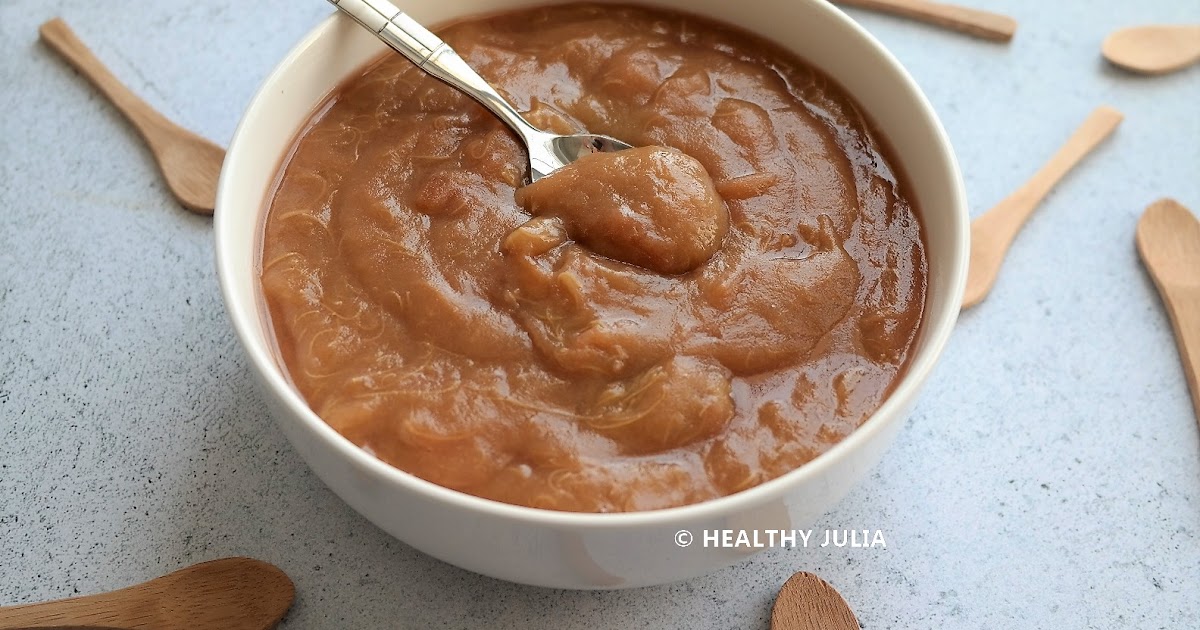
[327,0,634,181]
[1103,24,1200,76]
[0,557,293,630]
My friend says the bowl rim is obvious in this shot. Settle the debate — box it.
[215,1,969,529]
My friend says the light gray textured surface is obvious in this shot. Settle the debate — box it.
[1,0,1198,627]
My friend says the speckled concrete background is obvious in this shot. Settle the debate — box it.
[1,0,1197,627]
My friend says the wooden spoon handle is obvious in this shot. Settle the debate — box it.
[836,0,1017,41]
[1013,106,1125,212]
[0,586,147,629]
[977,106,1123,255]
[1164,288,1200,421]
[38,18,173,150]
[962,106,1123,308]
[0,558,293,630]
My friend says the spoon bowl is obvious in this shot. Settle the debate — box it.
[771,571,860,630]
[328,0,634,181]
[1103,24,1200,76]
[530,132,639,182]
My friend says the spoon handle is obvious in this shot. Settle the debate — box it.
[1002,106,1124,218]
[1162,288,1200,421]
[0,587,138,629]
[0,558,293,630]
[836,0,1017,41]
[37,18,175,153]
[327,0,539,138]
[963,106,1123,308]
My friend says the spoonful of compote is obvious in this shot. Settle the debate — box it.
[327,0,634,181]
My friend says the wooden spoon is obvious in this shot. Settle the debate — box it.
[835,0,1017,42]
[1103,24,1200,76]
[0,557,294,630]
[1136,198,1200,423]
[771,572,860,630]
[963,106,1124,308]
[38,18,224,215]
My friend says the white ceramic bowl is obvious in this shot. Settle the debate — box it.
[215,0,968,588]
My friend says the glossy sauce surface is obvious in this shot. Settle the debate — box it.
[261,3,927,512]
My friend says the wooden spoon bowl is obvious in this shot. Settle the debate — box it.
[772,571,861,630]
[1103,24,1200,75]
